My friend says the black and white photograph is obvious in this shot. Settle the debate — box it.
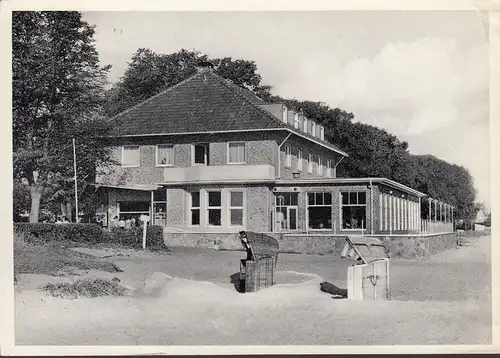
[2,0,498,354]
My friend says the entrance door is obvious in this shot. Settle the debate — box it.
[275,193,298,231]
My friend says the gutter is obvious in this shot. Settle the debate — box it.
[277,132,292,179]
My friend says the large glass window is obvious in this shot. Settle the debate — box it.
[122,146,140,167]
[206,191,222,226]
[307,192,332,229]
[228,142,245,164]
[275,193,298,231]
[341,191,367,230]
[229,190,244,226]
[156,145,174,166]
[190,191,200,226]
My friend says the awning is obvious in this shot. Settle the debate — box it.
[91,183,161,191]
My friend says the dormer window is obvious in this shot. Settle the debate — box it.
[282,105,288,123]
[303,117,308,133]
[293,113,300,129]
[311,121,316,136]
[320,126,325,140]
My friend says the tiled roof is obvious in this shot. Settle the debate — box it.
[108,70,348,156]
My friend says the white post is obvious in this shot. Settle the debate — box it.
[72,138,79,223]
[419,197,422,235]
[389,193,392,235]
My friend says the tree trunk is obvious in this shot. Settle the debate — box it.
[66,201,73,222]
[61,203,67,218]
[29,184,44,223]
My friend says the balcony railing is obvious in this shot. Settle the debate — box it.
[163,164,276,183]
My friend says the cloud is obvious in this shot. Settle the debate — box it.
[331,37,489,136]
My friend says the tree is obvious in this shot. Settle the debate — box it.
[13,11,111,222]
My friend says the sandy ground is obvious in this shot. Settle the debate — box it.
[15,236,491,345]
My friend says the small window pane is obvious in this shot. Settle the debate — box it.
[324,192,332,205]
[191,209,200,225]
[208,192,221,207]
[358,192,367,204]
[349,192,357,205]
[153,189,166,202]
[208,209,221,226]
[230,209,243,226]
[308,193,315,206]
[191,192,200,207]
[290,193,298,206]
[315,192,323,205]
[230,191,243,207]
[341,193,348,205]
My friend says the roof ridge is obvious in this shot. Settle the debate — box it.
[108,70,204,122]
[207,71,289,127]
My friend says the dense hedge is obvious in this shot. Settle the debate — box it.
[107,226,165,250]
[14,223,105,243]
[14,223,166,250]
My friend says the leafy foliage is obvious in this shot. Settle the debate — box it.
[12,11,113,222]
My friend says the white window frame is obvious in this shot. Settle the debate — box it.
[303,117,308,133]
[121,145,140,167]
[155,144,174,167]
[320,126,325,140]
[293,113,300,129]
[317,156,323,176]
[282,105,288,123]
[227,141,246,164]
[285,145,292,168]
[188,191,201,227]
[311,121,316,136]
[192,143,209,166]
[206,190,222,227]
[307,191,333,230]
[227,189,246,227]
[340,191,367,230]
[326,159,332,177]
[296,149,303,172]
[308,153,313,174]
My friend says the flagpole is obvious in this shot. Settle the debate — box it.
[72,138,79,223]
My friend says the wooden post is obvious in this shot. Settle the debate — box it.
[140,214,150,250]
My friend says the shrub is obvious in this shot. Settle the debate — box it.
[41,278,127,299]
[105,225,166,250]
[14,223,105,244]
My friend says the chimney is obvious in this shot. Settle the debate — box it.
[196,61,215,73]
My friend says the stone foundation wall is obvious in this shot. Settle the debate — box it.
[164,230,457,258]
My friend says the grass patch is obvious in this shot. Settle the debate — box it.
[41,278,127,299]
[14,231,122,278]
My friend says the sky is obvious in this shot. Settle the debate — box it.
[83,11,491,210]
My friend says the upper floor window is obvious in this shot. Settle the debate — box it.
[326,159,332,177]
[308,153,313,174]
[296,149,302,172]
[311,121,316,137]
[227,142,246,164]
[293,113,300,129]
[303,117,308,133]
[320,126,325,140]
[192,143,209,166]
[284,145,292,168]
[317,156,323,176]
[122,146,140,167]
[156,145,174,166]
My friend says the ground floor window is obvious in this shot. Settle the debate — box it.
[190,191,200,226]
[307,192,332,229]
[206,191,222,226]
[275,193,298,231]
[118,201,150,221]
[228,190,245,226]
[341,191,366,229]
